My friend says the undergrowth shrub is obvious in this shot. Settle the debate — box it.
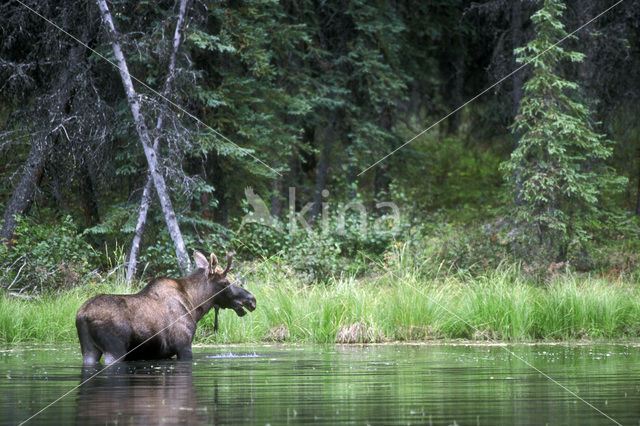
[396,214,640,281]
[139,233,189,278]
[395,218,513,279]
[233,209,409,282]
[0,215,97,292]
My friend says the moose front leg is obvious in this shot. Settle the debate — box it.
[174,325,196,361]
[214,306,220,332]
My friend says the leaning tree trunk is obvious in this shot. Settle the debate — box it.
[96,0,190,273]
[126,175,154,281]
[125,0,191,281]
[0,137,49,245]
[1,40,86,245]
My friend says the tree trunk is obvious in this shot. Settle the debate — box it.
[447,49,464,135]
[511,0,524,117]
[125,0,190,280]
[408,80,421,118]
[575,1,594,96]
[347,166,357,200]
[79,165,100,226]
[210,152,229,227]
[126,176,154,281]
[1,37,86,245]
[310,115,337,221]
[374,109,393,201]
[511,0,524,205]
[199,156,212,221]
[269,148,297,221]
[0,137,49,244]
[374,165,390,202]
[635,154,640,217]
[270,176,284,219]
[97,0,190,274]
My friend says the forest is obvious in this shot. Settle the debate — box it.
[1,0,640,343]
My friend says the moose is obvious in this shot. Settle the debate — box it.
[76,251,256,364]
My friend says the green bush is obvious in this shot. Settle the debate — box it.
[0,215,97,292]
[397,218,511,277]
[139,231,199,277]
[233,208,410,282]
[287,232,342,283]
[233,220,291,258]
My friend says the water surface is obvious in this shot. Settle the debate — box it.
[1,343,639,424]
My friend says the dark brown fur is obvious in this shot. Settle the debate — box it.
[76,251,256,364]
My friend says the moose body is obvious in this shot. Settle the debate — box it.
[76,251,256,364]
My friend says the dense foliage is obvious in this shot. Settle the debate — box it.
[501,0,627,266]
[1,0,640,290]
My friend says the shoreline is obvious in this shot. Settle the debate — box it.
[4,340,640,352]
[2,268,640,346]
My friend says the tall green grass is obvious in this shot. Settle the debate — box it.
[0,282,132,345]
[1,259,639,346]
[196,261,640,344]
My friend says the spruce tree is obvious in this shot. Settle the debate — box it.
[501,0,626,264]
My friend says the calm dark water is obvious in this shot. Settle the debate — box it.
[1,343,639,425]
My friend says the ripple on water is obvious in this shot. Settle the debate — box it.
[204,352,262,359]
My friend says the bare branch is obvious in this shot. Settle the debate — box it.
[6,257,28,290]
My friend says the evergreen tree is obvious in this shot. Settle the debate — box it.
[501,0,626,263]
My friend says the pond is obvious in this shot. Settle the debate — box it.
[1,343,639,425]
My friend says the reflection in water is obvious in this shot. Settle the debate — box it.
[76,361,211,425]
[1,344,640,424]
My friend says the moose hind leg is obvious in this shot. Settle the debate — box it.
[76,318,103,365]
[103,350,127,365]
[91,329,128,365]
[102,337,127,364]
[81,344,102,365]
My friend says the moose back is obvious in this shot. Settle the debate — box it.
[76,251,256,364]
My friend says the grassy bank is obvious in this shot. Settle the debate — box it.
[1,261,639,346]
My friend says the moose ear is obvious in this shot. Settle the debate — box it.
[209,253,219,275]
[193,250,209,270]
